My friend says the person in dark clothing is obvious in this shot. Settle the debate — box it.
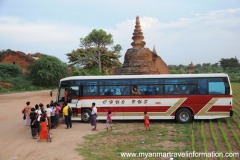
[30,108,38,139]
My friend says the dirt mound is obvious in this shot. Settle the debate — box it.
[0,82,14,88]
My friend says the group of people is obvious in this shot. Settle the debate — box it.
[23,100,151,141]
[22,101,62,141]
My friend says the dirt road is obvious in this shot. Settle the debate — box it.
[0,90,103,160]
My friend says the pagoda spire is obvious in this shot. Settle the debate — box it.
[131,16,146,49]
[153,45,157,54]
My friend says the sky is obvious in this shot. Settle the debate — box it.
[0,0,240,65]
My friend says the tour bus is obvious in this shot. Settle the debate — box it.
[56,73,233,123]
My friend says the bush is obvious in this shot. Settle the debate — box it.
[28,55,68,87]
[0,63,22,78]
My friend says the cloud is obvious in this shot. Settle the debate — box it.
[0,16,90,43]
[0,16,91,62]
[0,8,240,65]
[110,8,240,64]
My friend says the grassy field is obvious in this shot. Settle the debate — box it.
[77,83,240,160]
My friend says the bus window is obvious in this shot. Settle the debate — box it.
[69,86,80,102]
[165,85,182,94]
[100,85,129,96]
[198,78,228,95]
[153,85,163,95]
[83,80,98,96]
[198,79,208,94]
[208,82,225,94]
[137,85,163,95]
[183,85,197,94]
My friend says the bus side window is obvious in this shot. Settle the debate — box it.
[155,85,163,95]
[184,85,197,94]
[115,88,121,95]
[173,85,181,94]
[198,79,207,94]
[208,82,225,94]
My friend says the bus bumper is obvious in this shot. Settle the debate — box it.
[230,110,234,117]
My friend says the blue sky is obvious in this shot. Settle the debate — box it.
[0,0,240,65]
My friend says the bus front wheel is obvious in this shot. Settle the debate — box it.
[176,108,193,123]
[81,109,91,123]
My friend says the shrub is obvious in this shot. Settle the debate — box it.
[0,63,22,78]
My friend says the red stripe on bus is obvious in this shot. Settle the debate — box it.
[208,106,232,112]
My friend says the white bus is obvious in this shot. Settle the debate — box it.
[56,73,233,123]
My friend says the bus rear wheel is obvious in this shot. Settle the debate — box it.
[176,108,193,123]
[81,109,91,123]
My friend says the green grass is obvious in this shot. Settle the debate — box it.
[218,120,235,160]
[225,119,240,147]
[209,120,223,160]
[201,121,208,160]
[191,122,195,151]
[232,116,240,129]
[77,122,192,160]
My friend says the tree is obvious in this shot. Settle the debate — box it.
[0,63,22,77]
[219,57,240,69]
[28,55,67,87]
[67,29,122,73]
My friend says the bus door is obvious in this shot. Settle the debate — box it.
[56,81,70,106]
[68,86,80,118]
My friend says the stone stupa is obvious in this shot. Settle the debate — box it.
[119,16,169,75]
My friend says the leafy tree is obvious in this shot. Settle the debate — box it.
[67,29,122,73]
[28,55,67,87]
[112,44,122,54]
[219,57,240,69]
[225,67,240,82]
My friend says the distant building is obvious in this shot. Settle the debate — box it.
[187,62,195,73]
[119,16,169,75]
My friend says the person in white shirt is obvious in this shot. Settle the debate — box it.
[45,104,52,129]
[91,103,97,131]
[35,104,42,136]
[50,102,56,128]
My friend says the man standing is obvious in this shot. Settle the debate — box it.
[91,102,97,131]
[45,104,52,129]
[63,102,72,129]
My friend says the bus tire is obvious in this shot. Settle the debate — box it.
[81,109,91,123]
[176,108,193,123]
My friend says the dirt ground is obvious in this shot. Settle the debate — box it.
[0,90,105,160]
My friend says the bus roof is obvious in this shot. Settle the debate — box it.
[60,73,230,82]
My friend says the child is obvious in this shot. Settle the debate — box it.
[106,111,113,131]
[144,112,150,131]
